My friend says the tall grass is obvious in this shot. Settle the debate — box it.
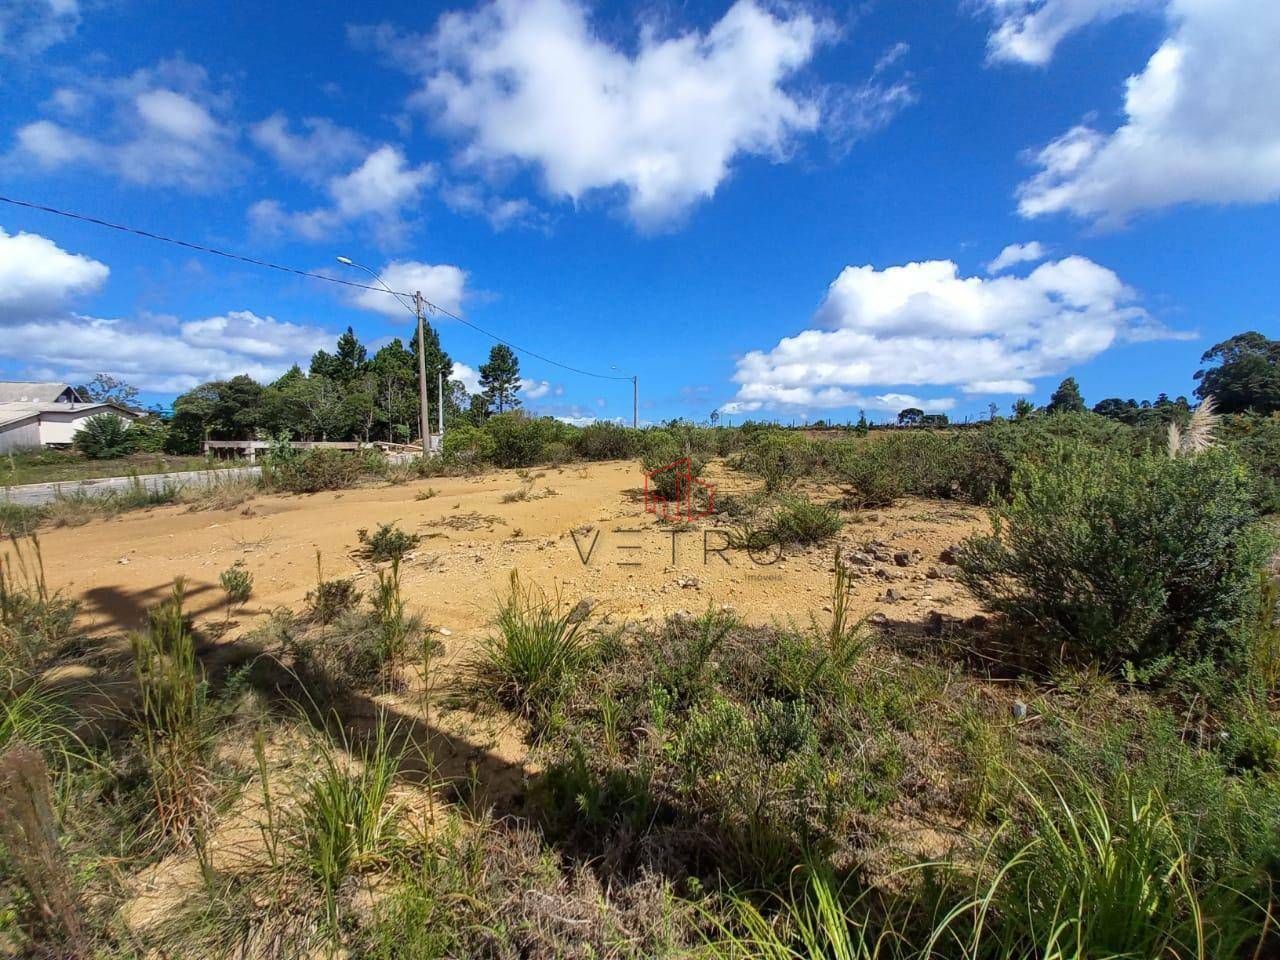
[292,721,404,929]
[476,571,593,733]
[129,578,217,843]
[1,535,77,675]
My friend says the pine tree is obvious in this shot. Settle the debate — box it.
[1047,376,1086,413]
[478,344,521,413]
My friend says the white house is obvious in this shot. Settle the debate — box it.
[0,382,140,453]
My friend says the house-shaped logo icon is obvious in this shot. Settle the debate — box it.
[644,456,715,520]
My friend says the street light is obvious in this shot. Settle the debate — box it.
[337,256,432,453]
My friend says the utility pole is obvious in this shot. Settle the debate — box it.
[414,291,430,453]
[437,369,444,437]
[632,375,638,429]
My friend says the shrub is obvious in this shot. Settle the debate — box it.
[572,422,644,460]
[266,449,366,493]
[641,432,708,503]
[441,423,495,465]
[1220,412,1280,514]
[218,562,253,614]
[741,430,816,493]
[957,445,1272,675]
[73,414,136,459]
[768,497,844,545]
[475,571,593,733]
[0,502,44,537]
[357,521,420,562]
[484,412,557,468]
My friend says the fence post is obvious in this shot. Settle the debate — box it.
[0,742,89,956]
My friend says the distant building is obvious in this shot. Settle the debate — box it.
[0,382,139,454]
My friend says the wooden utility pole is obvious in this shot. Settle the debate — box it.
[414,291,430,453]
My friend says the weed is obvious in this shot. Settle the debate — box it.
[305,551,360,624]
[129,579,217,844]
[414,486,438,501]
[218,561,253,617]
[475,571,594,734]
[1,536,78,674]
[769,497,844,546]
[358,521,421,562]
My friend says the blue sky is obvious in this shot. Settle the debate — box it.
[1,0,1276,424]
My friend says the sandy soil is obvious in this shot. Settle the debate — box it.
[34,459,986,642]
[26,459,994,935]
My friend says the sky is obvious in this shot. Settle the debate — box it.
[0,0,1277,425]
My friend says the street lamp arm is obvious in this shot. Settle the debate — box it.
[335,256,418,317]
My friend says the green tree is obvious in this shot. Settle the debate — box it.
[1195,331,1280,413]
[478,344,521,413]
[79,374,139,407]
[370,339,418,442]
[1012,398,1035,420]
[897,407,924,426]
[1047,376,1086,414]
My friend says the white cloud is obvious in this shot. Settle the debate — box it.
[1,313,333,392]
[344,259,467,319]
[981,0,1158,65]
[1017,0,1280,223]
[451,362,481,393]
[725,253,1187,413]
[251,113,366,180]
[0,0,79,56]
[0,229,334,391]
[520,378,562,400]
[0,227,108,317]
[987,240,1047,273]
[9,58,240,189]
[251,145,435,241]
[400,0,827,228]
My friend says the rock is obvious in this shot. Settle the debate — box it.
[117,557,130,565]
[964,614,990,631]
[867,611,888,626]
[676,576,700,589]
[893,551,913,567]
[844,550,876,567]
[438,627,453,637]
[882,588,904,603]
[925,610,962,637]
[567,598,594,623]
[939,544,963,565]
[926,566,943,579]
[1011,699,1028,720]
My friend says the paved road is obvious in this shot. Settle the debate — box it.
[1,466,262,507]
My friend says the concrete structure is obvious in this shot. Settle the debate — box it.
[203,438,438,462]
[0,381,139,453]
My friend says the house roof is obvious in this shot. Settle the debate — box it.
[0,381,84,403]
[0,401,138,430]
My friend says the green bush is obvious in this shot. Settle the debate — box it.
[769,497,844,545]
[357,521,420,562]
[483,412,556,468]
[641,431,708,502]
[957,445,1271,675]
[441,423,495,465]
[266,449,366,493]
[73,414,137,459]
[1220,412,1280,514]
[742,431,815,493]
[572,422,644,460]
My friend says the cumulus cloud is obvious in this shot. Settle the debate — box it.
[2,312,333,392]
[987,240,1047,273]
[981,0,1158,65]
[1016,0,1280,223]
[0,229,334,391]
[724,253,1187,413]
[451,362,481,393]
[0,0,80,57]
[250,144,435,242]
[251,113,366,180]
[358,0,906,229]
[520,378,562,400]
[0,227,108,317]
[343,259,468,319]
[9,58,241,189]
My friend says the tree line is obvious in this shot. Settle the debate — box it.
[162,325,525,453]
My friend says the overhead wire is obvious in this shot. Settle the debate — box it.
[0,194,635,382]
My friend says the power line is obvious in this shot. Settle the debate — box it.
[0,194,634,383]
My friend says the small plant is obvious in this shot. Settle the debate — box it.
[1,536,78,674]
[357,521,421,562]
[414,487,438,501]
[218,561,253,618]
[266,449,366,493]
[769,497,844,546]
[372,557,412,669]
[129,579,217,843]
[475,571,593,733]
[306,551,360,624]
[73,413,136,459]
[1248,569,1280,695]
[292,722,404,929]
